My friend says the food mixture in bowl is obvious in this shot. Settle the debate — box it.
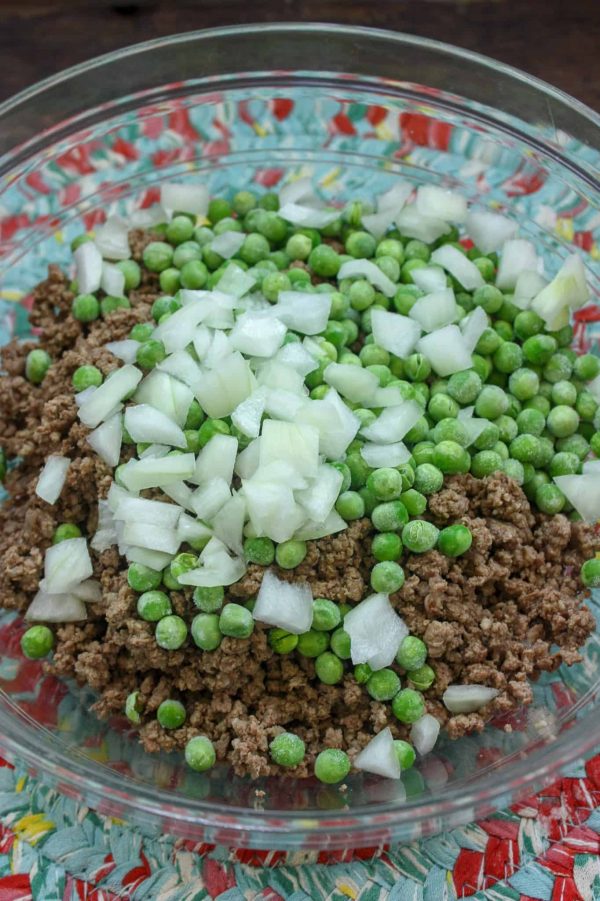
[1,179,598,784]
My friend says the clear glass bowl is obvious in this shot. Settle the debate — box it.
[1,24,599,851]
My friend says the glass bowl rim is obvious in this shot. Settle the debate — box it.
[0,22,599,844]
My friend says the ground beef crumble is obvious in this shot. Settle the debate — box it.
[0,264,596,777]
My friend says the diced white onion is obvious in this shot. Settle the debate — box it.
[162,480,194,509]
[124,404,186,448]
[195,352,254,419]
[278,202,339,228]
[263,388,308,422]
[113,495,182,528]
[531,253,590,330]
[410,714,440,756]
[553,474,600,522]
[74,241,103,294]
[371,308,421,358]
[395,205,451,243]
[252,569,313,634]
[460,306,489,354]
[212,494,246,555]
[411,265,447,294]
[134,371,192,426]
[361,208,400,240]
[203,329,234,370]
[243,479,305,543]
[252,461,309,491]
[44,537,93,594]
[443,684,499,713]
[129,205,167,229]
[293,510,347,541]
[26,590,87,623]
[190,477,232,521]
[86,413,122,467]
[79,365,142,429]
[152,301,212,353]
[120,453,195,491]
[295,463,343,522]
[139,444,170,459]
[74,386,96,407]
[354,727,401,779]
[274,291,332,335]
[231,390,267,438]
[229,312,287,357]
[256,360,306,395]
[260,421,320,478]
[177,513,212,545]
[416,185,467,223]
[279,177,315,207]
[216,266,256,299]
[365,386,408,409]
[361,442,411,468]
[496,239,539,291]
[178,537,245,587]
[235,439,261,480]
[417,325,473,376]
[160,182,209,217]
[105,340,139,364]
[431,245,485,292]
[514,270,548,309]
[275,342,319,377]
[466,210,518,254]
[90,500,118,552]
[377,181,414,213]
[194,434,239,486]
[297,389,360,459]
[337,259,396,298]
[72,579,102,603]
[122,522,181,555]
[409,287,458,332]
[209,231,245,259]
[361,400,422,445]
[157,351,203,391]
[344,594,408,670]
[94,217,131,261]
[582,459,600,474]
[126,547,174,571]
[323,363,379,404]
[101,262,126,297]
[35,455,70,505]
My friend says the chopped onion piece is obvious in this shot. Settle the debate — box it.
[161,182,209,217]
[105,340,139,364]
[253,569,313,634]
[229,312,286,357]
[443,684,499,714]
[395,205,451,243]
[296,463,343,522]
[44,537,93,594]
[124,404,186,448]
[378,181,413,212]
[91,500,118,552]
[582,459,600,474]
[121,453,195,491]
[26,590,87,623]
[278,202,339,228]
[531,253,590,330]
[344,593,408,671]
[361,400,422,445]
[431,245,485,291]
[235,439,261,480]
[460,305,489,354]
[553,474,600,523]
[417,325,473,376]
[361,442,411,468]
[79,365,142,428]
[416,185,467,223]
[86,413,122,467]
[209,230,245,259]
[297,389,360,459]
[74,241,102,293]
[279,177,316,206]
[257,360,306,395]
[212,494,246,555]
[194,434,239,486]
[126,547,174,571]
[107,482,132,512]
[231,390,267,438]
[252,461,309,491]
[216,265,256,298]
[139,444,170,459]
[129,205,166,229]
[178,537,245,587]
[74,386,96,407]
[337,259,396,298]
[195,352,254,419]
[354,727,401,779]
[495,239,539,291]
[157,351,203,391]
[122,522,181,555]
[274,291,332,335]
[410,714,440,756]
[260,420,319,477]
[371,308,421,358]
[94,217,130,260]
[190,478,232,521]
[101,262,126,297]
[36,455,70,505]
[275,342,319,377]
[411,265,447,294]
[263,388,308,421]
[361,208,400,240]
[73,579,102,603]
[204,330,234,369]
[409,287,458,332]
[113,496,182,528]
[177,513,212,545]
[365,386,408,409]
[514,270,548,309]
[323,363,379,404]
[294,510,347,541]
[466,209,518,254]
[152,302,213,353]
[162,480,194,510]
[243,480,304,543]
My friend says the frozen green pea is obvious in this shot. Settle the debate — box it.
[155,615,188,649]
[516,408,546,436]
[185,735,216,772]
[143,241,174,272]
[428,394,459,423]
[446,370,483,405]
[437,524,473,557]
[72,364,103,392]
[330,628,351,659]
[581,558,600,588]
[191,613,222,650]
[335,491,365,521]
[268,628,298,654]
[574,353,600,381]
[414,463,444,496]
[371,500,409,532]
[219,603,254,639]
[471,450,503,478]
[544,353,573,383]
[493,341,523,374]
[371,532,403,561]
[475,385,509,419]
[366,668,401,701]
[501,458,525,484]
[547,405,580,438]
[409,664,436,691]
[474,422,501,450]
[275,539,307,570]
[52,523,82,544]
[21,625,54,659]
[508,367,540,401]
[433,440,470,474]
[125,691,143,725]
[402,520,439,553]
[157,699,187,730]
[315,652,344,685]
[312,598,341,632]
[137,590,172,622]
[535,483,566,514]
[314,748,351,784]
[396,636,427,671]
[392,688,425,723]
[270,732,305,767]
[297,630,329,658]
[370,561,405,593]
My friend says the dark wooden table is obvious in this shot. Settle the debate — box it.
[1,0,599,109]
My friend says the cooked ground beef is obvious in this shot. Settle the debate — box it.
[0,262,595,777]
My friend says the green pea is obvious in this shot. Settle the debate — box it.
[392,688,425,723]
[366,668,401,700]
[580,558,600,588]
[185,735,216,772]
[312,599,341,632]
[433,440,470,474]
[414,463,444,496]
[72,364,103,392]
[20,625,54,659]
[370,561,405,593]
[191,613,222,650]
[268,628,298,654]
[336,491,366,521]
[437,524,473,557]
[315,651,344,685]
[409,664,436,691]
[297,630,329,658]
[396,636,427,671]
[314,748,351,784]
[155,615,188,649]
[219,603,254,639]
[402,520,439,553]
[330,628,352,659]
[52,523,82,544]
[535,483,566,514]
[143,241,174,273]
[157,699,187,730]
[269,732,306,768]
